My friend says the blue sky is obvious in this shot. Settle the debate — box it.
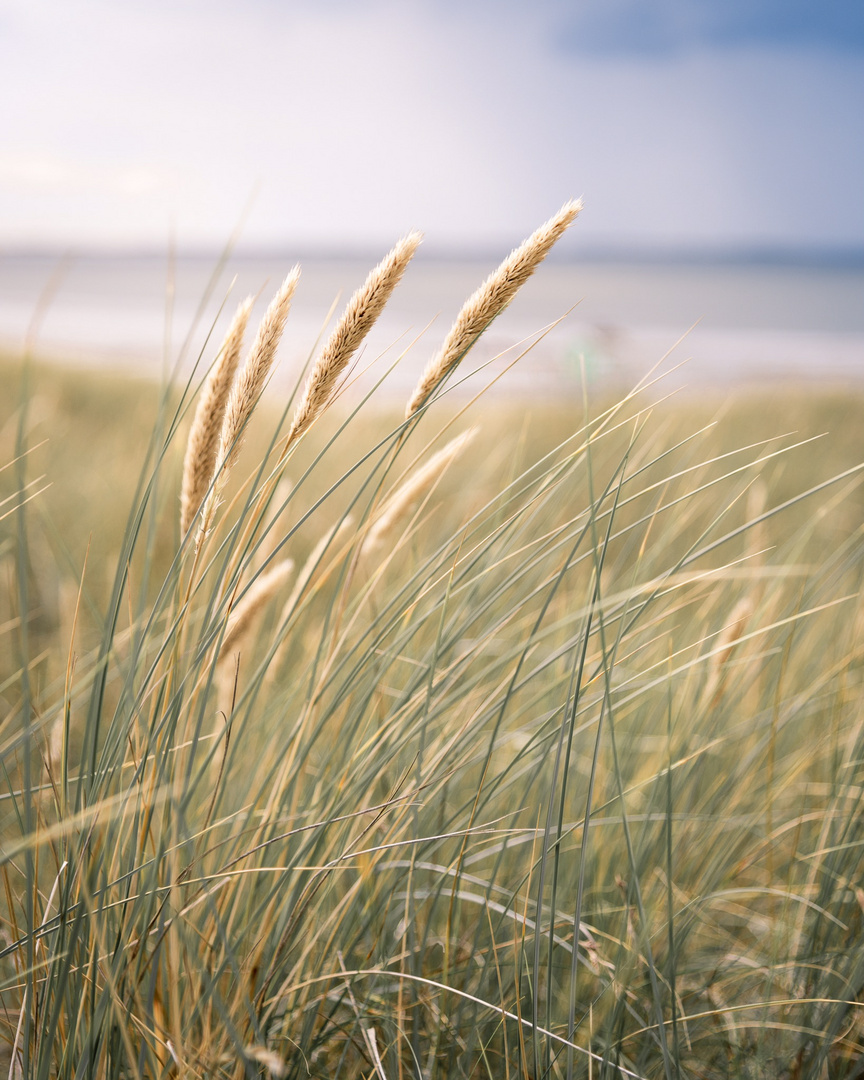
[0,0,862,252]
[547,0,864,53]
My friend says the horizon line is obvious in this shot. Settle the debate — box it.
[2,241,864,270]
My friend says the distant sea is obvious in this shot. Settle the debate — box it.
[1,250,862,400]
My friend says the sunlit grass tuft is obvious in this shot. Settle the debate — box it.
[0,209,863,1079]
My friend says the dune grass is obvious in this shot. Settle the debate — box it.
[0,216,863,1079]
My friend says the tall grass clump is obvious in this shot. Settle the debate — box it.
[1,202,863,1080]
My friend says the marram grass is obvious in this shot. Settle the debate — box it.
[1,208,863,1080]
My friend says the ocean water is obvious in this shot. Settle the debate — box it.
[1,251,862,400]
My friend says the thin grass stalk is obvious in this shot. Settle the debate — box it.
[249,478,293,574]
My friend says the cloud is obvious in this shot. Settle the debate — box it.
[544,0,864,56]
[0,153,167,196]
[438,0,864,56]
[0,0,861,249]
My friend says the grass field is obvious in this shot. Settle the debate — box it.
[1,229,863,1079]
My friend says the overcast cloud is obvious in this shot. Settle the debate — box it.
[1,0,861,251]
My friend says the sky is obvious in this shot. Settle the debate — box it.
[1,0,862,253]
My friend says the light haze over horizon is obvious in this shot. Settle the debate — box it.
[1,0,863,255]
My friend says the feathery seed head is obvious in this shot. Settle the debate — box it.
[180,296,254,535]
[195,268,300,549]
[362,427,478,556]
[262,515,356,688]
[219,558,296,661]
[219,267,301,475]
[406,200,581,417]
[715,597,754,668]
[702,596,754,707]
[282,231,422,454]
[278,514,356,626]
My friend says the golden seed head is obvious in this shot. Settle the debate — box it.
[282,231,422,455]
[406,200,581,418]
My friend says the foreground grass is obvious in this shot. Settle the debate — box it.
[1,337,863,1076]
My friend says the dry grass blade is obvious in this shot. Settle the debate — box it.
[197,268,300,546]
[282,231,422,455]
[405,199,581,417]
[180,297,254,535]
[362,428,477,557]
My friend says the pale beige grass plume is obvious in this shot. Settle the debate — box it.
[281,231,422,456]
[215,553,294,712]
[405,199,582,418]
[217,558,295,665]
[361,427,477,557]
[701,596,754,706]
[279,515,355,620]
[264,515,355,685]
[180,297,254,535]
[197,268,300,547]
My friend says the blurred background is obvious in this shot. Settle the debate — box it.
[1,0,862,395]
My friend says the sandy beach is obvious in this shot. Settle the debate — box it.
[1,251,862,398]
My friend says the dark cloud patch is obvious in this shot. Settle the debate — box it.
[535,0,864,56]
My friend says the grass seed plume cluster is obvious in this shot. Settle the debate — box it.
[1,199,864,1080]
